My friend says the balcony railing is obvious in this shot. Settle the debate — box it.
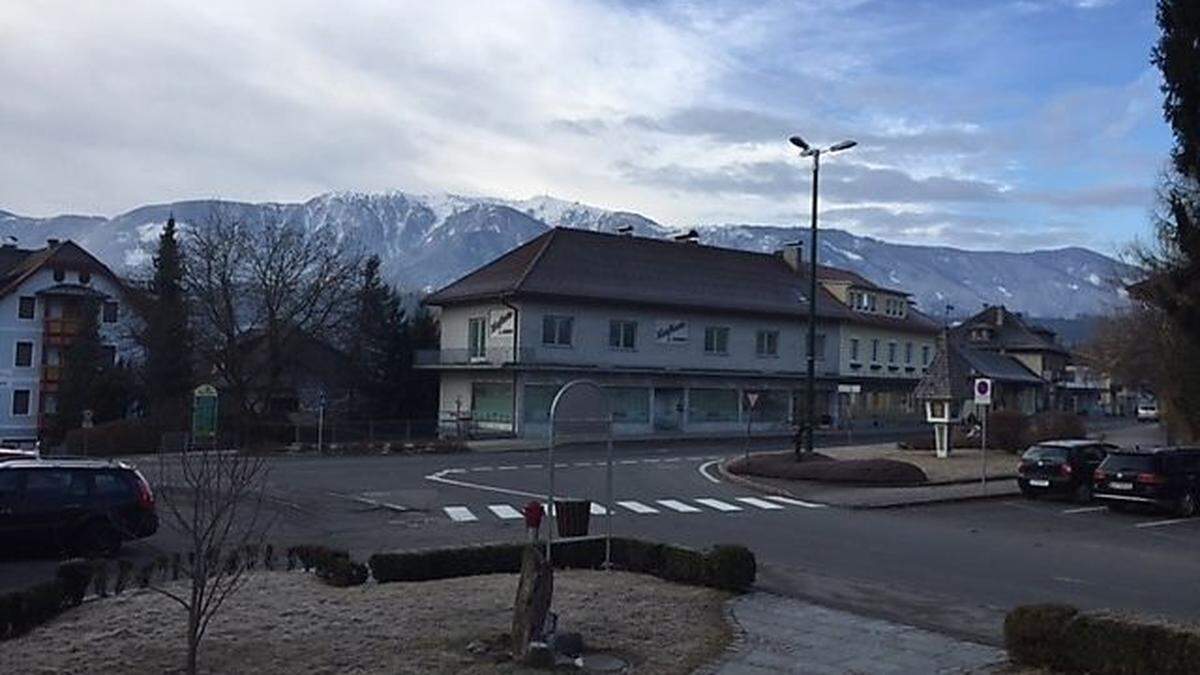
[44,319,81,337]
[415,347,532,367]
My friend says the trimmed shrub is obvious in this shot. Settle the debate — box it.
[319,557,369,587]
[114,559,134,595]
[988,410,1027,453]
[55,559,95,607]
[1003,604,1079,670]
[63,417,175,456]
[731,453,927,485]
[1062,612,1200,675]
[705,545,756,592]
[660,546,707,585]
[290,545,350,572]
[1,580,67,639]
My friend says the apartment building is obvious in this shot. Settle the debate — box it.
[0,239,130,443]
[420,228,938,438]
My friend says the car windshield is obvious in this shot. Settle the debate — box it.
[1101,454,1156,472]
[1022,445,1068,461]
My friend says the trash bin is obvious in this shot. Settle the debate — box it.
[554,499,591,538]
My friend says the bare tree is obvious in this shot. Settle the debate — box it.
[183,206,362,432]
[152,447,271,675]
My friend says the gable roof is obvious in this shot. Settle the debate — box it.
[0,240,127,300]
[951,305,1069,354]
[916,331,1044,400]
[425,228,938,332]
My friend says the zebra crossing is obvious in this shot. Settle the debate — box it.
[440,494,824,523]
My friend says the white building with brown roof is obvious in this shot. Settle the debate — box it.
[420,228,939,438]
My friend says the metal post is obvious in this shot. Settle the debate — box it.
[546,424,555,564]
[605,415,613,570]
[981,404,989,492]
[317,404,325,454]
[744,403,752,461]
[805,150,821,456]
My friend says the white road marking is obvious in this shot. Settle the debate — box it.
[444,506,478,522]
[737,497,784,510]
[765,495,827,509]
[643,458,661,463]
[657,499,702,513]
[1052,576,1091,585]
[1135,517,1196,529]
[574,462,593,467]
[523,464,542,469]
[590,503,608,515]
[698,460,723,484]
[488,504,523,520]
[425,469,546,500]
[695,498,742,512]
[327,492,408,513]
[663,457,681,463]
[1061,506,1107,514]
[471,467,494,472]
[497,465,519,471]
[620,460,639,465]
[617,500,659,514]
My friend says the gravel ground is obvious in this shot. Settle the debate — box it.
[2,570,731,674]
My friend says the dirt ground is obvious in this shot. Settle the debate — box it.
[832,443,1019,483]
[2,570,732,674]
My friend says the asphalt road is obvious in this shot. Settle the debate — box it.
[4,419,1194,647]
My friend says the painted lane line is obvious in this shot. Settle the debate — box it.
[1061,506,1107,514]
[619,460,639,465]
[497,465,518,471]
[471,467,494,472]
[684,456,703,461]
[765,495,827,509]
[1135,517,1197,529]
[328,492,408,513]
[617,500,659,514]
[574,462,594,467]
[736,497,784,510]
[488,504,523,520]
[425,470,546,500]
[523,464,542,469]
[695,498,742,512]
[662,457,681,463]
[657,499,702,513]
[643,458,661,463]
[590,503,608,516]
[444,506,478,522]
[698,460,723,484]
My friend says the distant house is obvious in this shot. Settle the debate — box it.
[419,227,939,438]
[0,239,132,442]
[914,332,1046,418]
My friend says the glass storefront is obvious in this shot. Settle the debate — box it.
[608,387,650,424]
[472,382,513,424]
[688,388,739,423]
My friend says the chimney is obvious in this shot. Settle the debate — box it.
[616,225,634,236]
[778,241,804,272]
[673,229,700,244]
[47,238,59,247]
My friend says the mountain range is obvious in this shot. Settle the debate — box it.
[0,191,1137,319]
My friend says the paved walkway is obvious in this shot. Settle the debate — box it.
[713,593,1008,674]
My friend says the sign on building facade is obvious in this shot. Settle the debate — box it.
[655,320,689,344]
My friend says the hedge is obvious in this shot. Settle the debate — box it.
[1005,603,1200,674]
[368,537,756,592]
[730,453,928,486]
[0,579,67,641]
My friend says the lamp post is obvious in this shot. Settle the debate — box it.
[789,135,856,457]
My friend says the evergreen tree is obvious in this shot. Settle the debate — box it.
[145,215,193,425]
[54,300,131,438]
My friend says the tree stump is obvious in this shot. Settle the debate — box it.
[511,545,554,661]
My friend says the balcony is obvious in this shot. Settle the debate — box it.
[43,319,81,347]
[42,365,63,383]
[415,347,529,367]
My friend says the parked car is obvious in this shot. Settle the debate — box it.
[0,459,158,556]
[1093,447,1200,516]
[1017,440,1115,502]
[1136,402,1160,422]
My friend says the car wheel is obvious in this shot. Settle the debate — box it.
[77,521,121,558]
[1073,482,1093,504]
[1177,492,1197,518]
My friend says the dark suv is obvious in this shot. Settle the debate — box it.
[1017,440,1114,502]
[1093,447,1200,516]
[0,459,159,556]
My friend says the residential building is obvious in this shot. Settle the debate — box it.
[0,239,131,443]
[419,228,938,438]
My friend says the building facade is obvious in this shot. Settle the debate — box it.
[0,240,131,443]
[420,228,938,438]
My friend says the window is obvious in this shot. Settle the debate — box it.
[905,342,913,364]
[888,341,897,363]
[922,345,931,365]
[41,392,57,415]
[541,315,573,346]
[14,341,32,368]
[867,294,877,312]
[850,337,860,361]
[53,268,65,282]
[688,388,739,422]
[704,326,730,355]
[94,472,133,498]
[79,271,91,284]
[467,317,487,359]
[810,334,826,361]
[102,301,118,323]
[12,389,30,416]
[609,320,637,350]
[755,330,779,357]
[871,339,880,362]
[17,296,34,320]
[608,386,650,423]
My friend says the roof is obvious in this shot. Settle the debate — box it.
[1036,439,1109,448]
[0,240,127,301]
[950,305,1069,355]
[0,458,132,470]
[915,332,1043,400]
[426,228,938,332]
[35,283,109,299]
[814,265,910,296]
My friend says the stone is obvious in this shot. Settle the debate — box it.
[511,545,554,660]
[553,631,585,657]
[525,641,555,668]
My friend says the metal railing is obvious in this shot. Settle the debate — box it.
[415,347,531,366]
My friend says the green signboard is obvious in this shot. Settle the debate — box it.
[192,384,219,440]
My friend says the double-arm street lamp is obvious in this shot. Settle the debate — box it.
[789,134,856,457]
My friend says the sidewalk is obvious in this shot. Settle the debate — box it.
[709,593,1008,674]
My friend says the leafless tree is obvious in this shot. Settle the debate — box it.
[151,447,271,675]
[183,206,362,431]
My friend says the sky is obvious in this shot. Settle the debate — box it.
[0,0,1172,253]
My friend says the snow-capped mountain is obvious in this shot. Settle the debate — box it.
[0,191,1135,318]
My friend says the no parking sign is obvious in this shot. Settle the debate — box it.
[974,378,993,406]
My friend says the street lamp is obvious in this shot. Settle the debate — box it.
[790,134,856,458]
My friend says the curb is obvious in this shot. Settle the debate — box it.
[691,593,752,675]
[717,456,1019,510]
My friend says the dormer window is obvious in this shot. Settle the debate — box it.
[79,271,91,284]
[971,328,993,342]
[53,268,65,282]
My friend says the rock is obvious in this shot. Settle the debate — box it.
[553,631,585,657]
[466,640,487,655]
[524,641,554,668]
[511,545,554,660]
